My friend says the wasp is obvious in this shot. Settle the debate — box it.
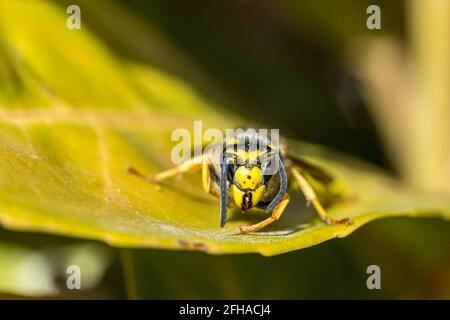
[127,130,352,233]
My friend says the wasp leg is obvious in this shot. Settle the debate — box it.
[239,194,290,234]
[126,155,203,183]
[201,158,213,194]
[291,167,352,225]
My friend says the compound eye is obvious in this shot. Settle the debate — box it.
[226,163,235,181]
[261,157,278,176]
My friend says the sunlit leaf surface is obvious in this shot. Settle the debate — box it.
[0,0,449,256]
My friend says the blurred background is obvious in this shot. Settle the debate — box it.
[0,0,449,299]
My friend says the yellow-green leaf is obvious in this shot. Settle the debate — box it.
[0,0,449,256]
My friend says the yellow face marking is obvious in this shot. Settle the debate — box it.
[251,184,266,207]
[234,165,263,189]
[231,184,266,210]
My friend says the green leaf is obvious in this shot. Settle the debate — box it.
[0,0,449,256]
